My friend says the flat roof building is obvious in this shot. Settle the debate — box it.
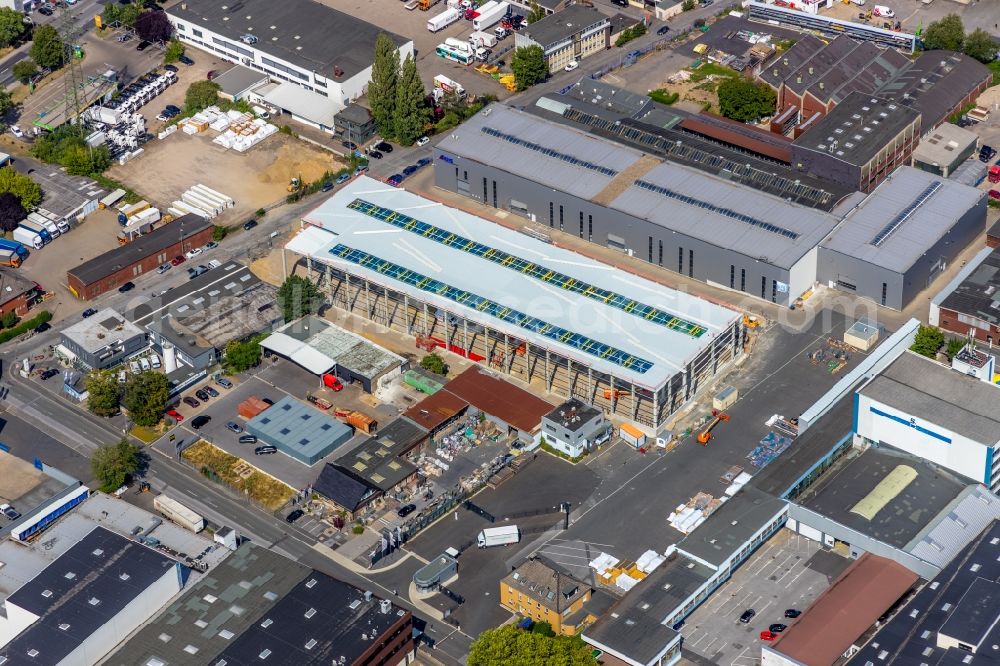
[59,308,148,370]
[515,5,610,71]
[167,0,412,133]
[287,177,742,430]
[13,156,107,224]
[328,417,427,497]
[245,396,355,465]
[212,64,269,101]
[932,244,1000,344]
[67,214,213,299]
[912,122,979,178]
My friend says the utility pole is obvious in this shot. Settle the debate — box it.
[57,2,86,129]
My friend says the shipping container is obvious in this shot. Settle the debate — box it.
[620,422,646,448]
[473,1,508,31]
[153,494,206,532]
[427,7,460,31]
[478,525,520,547]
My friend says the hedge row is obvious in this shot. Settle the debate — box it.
[0,310,52,345]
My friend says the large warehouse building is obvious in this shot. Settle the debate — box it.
[434,101,986,310]
[167,0,412,132]
[286,177,742,430]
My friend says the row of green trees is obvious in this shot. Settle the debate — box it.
[86,370,170,426]
[910,325,968,360]
[368,34,429,146]
[921,14,995,63]
[102,1,173,43]
[31,125,111,176]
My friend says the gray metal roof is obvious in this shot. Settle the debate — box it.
[12,156,107,219]
[912,123,978,168]
[905,485,1000,569]
[820,166,986,273]
[878,51,991,128]
[859,351,1000,445]
[520,5,608,49]
[436,104,644,201]
[245,396,354,464]
[938,244,1000,327]
[61,308,145,354]
[937,577,1000,647]
[212,65,269,98]
[168,0,409,82]
[677,486,787,568]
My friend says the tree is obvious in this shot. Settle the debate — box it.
[223,338,263,373]
[468,625,597,666]
[184,80,221,113]
[164,40,185,64]
[85,370,121,417]
[682,0,696,10]
[0,310,16,329]
[527,0,546,23]
[922,14,964,52]
[393,54,427,146]
[0,193,26,233]
[0,166,41,209]
[0,8,26,48]
[946,337,967,359]
[276,274,323,322]
[369,33,400,138]
[511,45,548,91]
[911,325,944,358]
[419,352,447,375]
[123,371,168,427]
[90,438,142,493]
[0,87,13,118]
[118,2,143,28]
[717,77,776,122]
[30,25,64,71]
[963,28,996,63]
[135,9,172,42]
[12,58,37,84]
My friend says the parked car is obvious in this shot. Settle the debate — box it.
[989,189,1000,201]
[157,263,171,274]
[204,386,219,397]
[118,281,135,293]
[207,70,218,80]
[178,54,194,65]
[285,508,304,522]
[171,255,186,266]
[191,415,211,429]
[980,145,997,163]
[760,630,776,641]
[416,136,430,147]
[204,241,218,250]
[185,248,202,259]
[38,6,53,14]
[10,126,23,138]
[336,173,351,185]
[416,157,432,168]
[239,434,258,444]
[388,174,404,186]
[226,421,243,433]
[564,60,579,72]
[255,445,278,455]
[0,504,20,521]
[354,164,368,176]
[739,609,756,623]
[397,503,417,518]
[165,104,180,114]
[376,141,393,153]
[368,150,383,159]
[195,389,211,401]
[243,219,258,231]
[135,40,151,51]
[164,64,178,72]
[34,322,51,333]
[769,624,787,633]
[216,377,234,389]
[165,408,184,422]
[402,165,419,176]
[784,609,801,619]
[182,396,200,408]
[40,368,60,380]
[341,140,358,151]
[82,308,98,318]
[657,25,670,35]
[321,181,334,192]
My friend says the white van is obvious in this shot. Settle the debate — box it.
[872,4,894,16]
[139,357,150,371]
[150,355,161,369]
[850,0,865,5]
[129,361,141,373]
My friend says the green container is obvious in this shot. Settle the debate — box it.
[403,369,443,394]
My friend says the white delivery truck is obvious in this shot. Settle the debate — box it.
[12,227,41,250]
[427,7,460,31]
[27,212,59,239]
[468,30,498,48]
[434,74,467,98]
[473,1,508,31]
[153,494,206,533]
[477,524,520,548]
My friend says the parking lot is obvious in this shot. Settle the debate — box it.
[680,529,851,666]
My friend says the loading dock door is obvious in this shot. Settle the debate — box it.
[797,523,823,542]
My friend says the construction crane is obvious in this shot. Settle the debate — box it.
[697,409,730,445]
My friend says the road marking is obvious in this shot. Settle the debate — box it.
[546,537,616,548]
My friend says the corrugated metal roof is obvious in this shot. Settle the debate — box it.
[821,166,986,273]
[906,485,1000,569]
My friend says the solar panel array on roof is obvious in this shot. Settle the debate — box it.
[869,180,942,247]
[346,198,706,338]
[634,180,800,239]
[481,126,619,176]
[328,244,655,374]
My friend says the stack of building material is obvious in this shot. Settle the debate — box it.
[724,472,753,497]
[747,431,793,468]
[212,110,277,152]
[668,492,725,534]
[616,573,639,592]
[636,549,666,574]
[238,397,271,419]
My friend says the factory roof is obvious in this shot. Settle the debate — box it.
[1,527,178,666]
[912,122,979,167]
[312,464,379,512]
[543,398,603,433]
[520,5,608,49]
[333,418,425,492]
[847,521,1000,666]
[799,448,971,549]
[13,156,107,219]
[215,571,410,666]
[879,50,991,128]
[939,244,1000,327]
[503,557,590,613]
[168,0,409,82]
[939,578,1000,650]
[905,485,1000,572]
[68,214,210,286]
[288,176,739,390]
[60,308,145,354]
[105,544,308,666]
[758,34,826,89]
[403,389,469,432]
[678,486,787,568]
[212,64,269,99]
[793,93,921,167]
[585,554,711,665]
[439,367,554,433]
[129,262,280,352]
[859,351,1000,446]
[769,553,919,666]
[245,396,354,463]
[820,166,985,274]
[262,315,404,379]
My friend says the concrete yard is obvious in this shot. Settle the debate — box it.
[680,529,852,666]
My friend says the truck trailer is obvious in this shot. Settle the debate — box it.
[477,524,520,547]
[0,239,29,258]
[427,7,460,31]
[0,248,21,267]
[17,220,51,244]
[12,227,42,250]
[473,1,508,31]
[27,212,60,238]
[468,30,498,48]
[434,74,467,97]
[153,494,206,533]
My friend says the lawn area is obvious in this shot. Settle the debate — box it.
[687,62,741,83]
[182,440,295,510]
[130,425,162,444]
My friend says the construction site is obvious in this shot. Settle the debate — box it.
[285,177,744,430]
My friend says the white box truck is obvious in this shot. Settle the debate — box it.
[434,74,467,97]
[468,30,498,48]
[154,494,206,533]
[477,524,520,547]
[27,212,59,238]
[36,209,69,233]
[427,7,460,31]
[12,227,41,250]
[473,1,508,31]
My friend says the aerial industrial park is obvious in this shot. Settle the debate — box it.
[0,0,996,664]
